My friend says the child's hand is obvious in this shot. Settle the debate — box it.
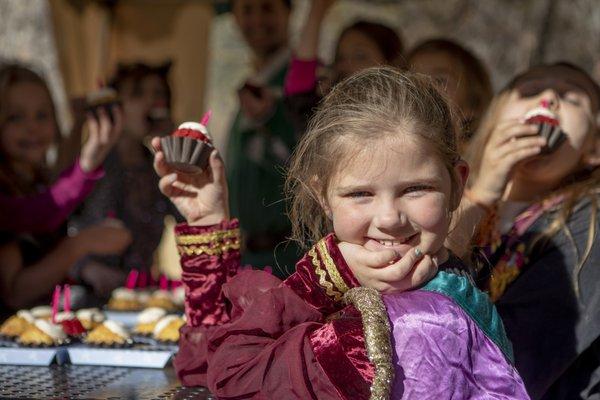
[238,85,275,123]
[152,137,229,226]
[470,120,544,206]
[79,106,123,172]
[73,220,132,255]
[339,243,438,294]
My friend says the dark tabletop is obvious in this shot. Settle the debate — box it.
[0,365,213,400]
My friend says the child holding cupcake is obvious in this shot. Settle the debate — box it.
[0,64,131,314]
[453,63,600,399]
[154,67,528,399]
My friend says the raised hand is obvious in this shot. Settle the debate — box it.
[152,137,229,226]
[470,119,545,206]
[79,106,123,172]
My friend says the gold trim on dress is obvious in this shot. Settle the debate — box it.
[344,287,394,400]
[316,240,350,294]
[176,229,240,245]
[308,247,343,301]
[177,242,240,256]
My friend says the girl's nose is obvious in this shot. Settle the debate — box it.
[373,202,406,231]
[539,89,560,112]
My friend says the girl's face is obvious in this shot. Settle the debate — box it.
[335,30,386,81]
[500,79,596,186]
[1,82,56,167]
[120,74,169,139]
[326,135,466,258]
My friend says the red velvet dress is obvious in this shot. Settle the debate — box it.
[173,219,372,399]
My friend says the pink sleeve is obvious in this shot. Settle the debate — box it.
[284,55,321,96]
[0,159,103,233]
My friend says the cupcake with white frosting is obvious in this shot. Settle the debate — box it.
[30,306,52,320]
[76,308,106,330]
[133,307,167,335]
[153,315,185,343]
[0,310,35,338]
[107,287,143,311]
[146,289,177,311]
[86,320,131,346]
[19,320,67,346]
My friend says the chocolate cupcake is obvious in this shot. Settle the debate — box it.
[160,120,214,174]
[85,87,120,117]
[524,107,566,154]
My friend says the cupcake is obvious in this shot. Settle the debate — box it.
[86,320,131,346]
[54,311,86,337]
[76,308,106,331]
[160,118,214,174]
[153,315,185,343]
[0,310,35,338]
[30,306,52,320]
[146,289,177,311]
[133,307,167,335]
[19,319,66,346]
[85,87,119,115]
[524,106,566,154]
[107,287,143,311]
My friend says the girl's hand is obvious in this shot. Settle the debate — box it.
[152,137,229,226]
[79,106,123,172]
[339,243,439,294]
[470,120,545,206]
[73,220,132,255]
[80,261,127,297]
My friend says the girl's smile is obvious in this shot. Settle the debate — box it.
[325,134,467,259]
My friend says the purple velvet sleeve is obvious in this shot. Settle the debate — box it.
[0,159,103,233]
[384,291,530,400]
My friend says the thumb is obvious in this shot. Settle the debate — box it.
[362,247,399,268]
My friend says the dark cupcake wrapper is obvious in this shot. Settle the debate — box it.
[537,123,567,154]
[85,100,121,123]
[161,136,213,174]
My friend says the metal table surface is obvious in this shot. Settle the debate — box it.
[0,365,214,399]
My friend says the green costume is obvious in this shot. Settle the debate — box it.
[226,53,300,279]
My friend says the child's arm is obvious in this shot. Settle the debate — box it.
[0,160,103,233]
[284,0,334,96]
[0,107,122,234]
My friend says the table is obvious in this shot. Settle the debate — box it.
[0,365,213,399]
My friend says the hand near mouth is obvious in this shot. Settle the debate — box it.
[338,242,439,294]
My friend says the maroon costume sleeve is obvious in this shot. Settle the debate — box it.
[174,225,372,399]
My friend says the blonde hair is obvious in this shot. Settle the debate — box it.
[285,67,462,248]
[465,76,600,292]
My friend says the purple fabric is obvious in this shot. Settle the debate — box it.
[0,159,104,233]
[384,290,530,399]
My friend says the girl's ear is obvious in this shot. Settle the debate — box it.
[451,159,470,211]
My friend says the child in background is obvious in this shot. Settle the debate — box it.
[70,63,178,288]
[154,68,528,399]
[284,0,404,136]
[0,64,120,234]
[456,63,600,399]
[407,38,493,145]
[0,64,130,314]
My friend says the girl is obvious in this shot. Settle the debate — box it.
[0,64,130,313]
[154,67,528,399]
[70,62,178,281]
[407,38,493,145]
[284,0,404,136]
[0,64,121,233]
[457,63,600,399]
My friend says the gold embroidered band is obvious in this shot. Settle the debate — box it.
[176,228,240,256]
